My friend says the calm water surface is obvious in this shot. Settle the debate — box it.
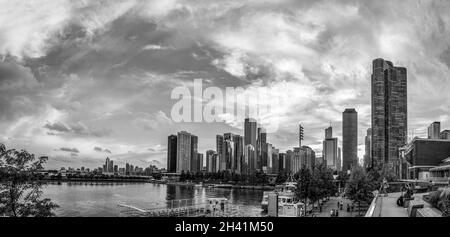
[42,183,264,217]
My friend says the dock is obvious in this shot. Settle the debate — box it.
[118,198,243,217]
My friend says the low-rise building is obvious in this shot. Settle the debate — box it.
[401,138,450,180]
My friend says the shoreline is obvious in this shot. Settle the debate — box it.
[40,179,275,190]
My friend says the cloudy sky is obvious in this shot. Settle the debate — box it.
[1,0,450,170]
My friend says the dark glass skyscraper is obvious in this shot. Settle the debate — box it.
[190,135,198,172]
[343,108,358,172]
[244,118,257,172]
[371,58,407,169]
[167,135,177,173]
[364,128,372,169]
[216,134,224,170]
[244,118,257,148]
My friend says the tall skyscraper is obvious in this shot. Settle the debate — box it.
[233,134,243,174]
[286,150,293,173]
[245,118,257,172]
[279,153,286,173]
[190,135,198,172]
[364,128,372,169]
[257,127,267,170]
[272,148,279,174]
[244,118,257,148]
[216,135,225,171]
[205,150,215,173]
[105,157,110,173]
[343,108,358,172]
[197,153,203,172]
[371,58,407,169]
[176,131,192,172]
[428,122,441,139]
[243,144,255,174]
[325,126,332,139]
[337,147,342,172]
[323,126,338,171]
[167,135,177,173]
[265,143,273,174]
[223,133,235,171]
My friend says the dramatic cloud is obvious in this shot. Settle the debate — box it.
[44,122,111,137]
[59,147,79,153]
[94,146,112,154]
[1,0,450,168]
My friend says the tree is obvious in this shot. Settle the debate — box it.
[0,144,59,217]
[367,164,397,191]
[315,165,336,199]
[296,167,312,216]
[337,170,350,192]
[345,166,374,216]
[275,171,288,184]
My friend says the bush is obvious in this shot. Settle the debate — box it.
[427,190,442,208]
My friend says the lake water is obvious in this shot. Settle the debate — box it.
[42,183,264,217]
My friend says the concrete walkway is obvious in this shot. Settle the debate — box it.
[377,192,408,217]
[315,196,361,217]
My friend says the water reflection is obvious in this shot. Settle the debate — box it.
[42,183,264,217]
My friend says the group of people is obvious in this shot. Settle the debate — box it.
[330,197,356,217]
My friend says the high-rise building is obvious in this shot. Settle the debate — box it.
[371,58,407,170]
[428,122,441,139]
[292,147,302,173]
[323,126,338,171]
[272,148,279,174]
[176,131,192,172]
[364,128,372,169]
[205,150,215,173]
[257,127,267,171]
[343,108,358,172]
[245,118,257,149]
[265,144,273,174]
[216,135,225,171]
[190,135,198,172]
[337,147,342,172]
[440,130,450,140]
[244,118,257,171]
[243,144,255,174]
[285,150,293,173]
[197,153,203,172]
[167,135,177,173]
[223,133,235,171]
[325,126,333,139]
[302,146,315,171]
[233,134,243,174]
[105,157,110,173]
[279,153,286,173]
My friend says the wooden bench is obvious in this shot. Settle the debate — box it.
[407,200,425,217]
[416,207,442,217]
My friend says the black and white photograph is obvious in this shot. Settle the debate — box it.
[1,0,450,229]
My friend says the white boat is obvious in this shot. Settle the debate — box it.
[261,181,297,211]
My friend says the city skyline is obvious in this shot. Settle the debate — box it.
[2,1,450,170]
